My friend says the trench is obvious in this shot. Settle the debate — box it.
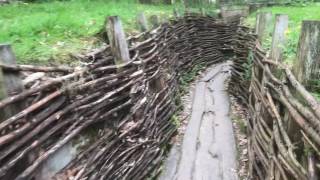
[160,61,239,180]
[2,14,318,180]
[0,15,249,180]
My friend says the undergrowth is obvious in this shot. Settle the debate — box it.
[171,62,206,127]
[244,50,253,81]
[309,79,320,101]
[179,63,206,94]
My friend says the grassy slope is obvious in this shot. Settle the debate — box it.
[0,0,174,64]
[245,3,320,64]
[246,3,320,98]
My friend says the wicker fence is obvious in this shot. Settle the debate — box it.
[230,21,320,180]
[0,15,238,180]
[0,14,319,180]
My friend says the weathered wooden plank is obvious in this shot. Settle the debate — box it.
[173,8,180,18]
[270,14,288,62]
[249,3,262,13]
[0,65,6,121]
[0,44,26,179]
[255,12,272,43]
[0,44,24,121]
[107,16,130,65]
[220,5,249,23]
[294,20,320,87]
[200,7,205,16]
[136,12,148,32]
[150,15,160,29]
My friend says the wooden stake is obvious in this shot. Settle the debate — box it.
[107,16,130,65]
[270,14,288,62]
[255,12,272,43]
[173,8,180,18]
[220,5,249,23]
[294,21,320,86]
[200,8,205,16]
[136,12,149,32]
[0,44,24,121]
[0,64,6,121]
[150,15,160,29]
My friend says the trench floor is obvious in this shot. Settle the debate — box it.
[160,61,238,180]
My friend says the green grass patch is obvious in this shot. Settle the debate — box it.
[245,3,320,100]
[0,0,175,64]
[245,3,320,65]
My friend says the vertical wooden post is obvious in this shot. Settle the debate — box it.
[200,7,205,16]
[220,6,249,23]
[0,44,29,180]
[249,3,262,14]
[0,64,6,121]
[150,15,160,29]
[267,15,290,180]
[270,14,288,62]
[294,21,320,86]
[173,8,180,18]
[0,44,24,121]
[107,16,130,65]
[255,12,272,43]
[136,12,149,32]
[242,5,250,17]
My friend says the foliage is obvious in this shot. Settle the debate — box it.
[0,0,174,64]
[312,92,320,101]
[179,62,205,95]
[231,114,247,134]
[244,50,253,80]
[170,114,180,126]
[175,62,205,111]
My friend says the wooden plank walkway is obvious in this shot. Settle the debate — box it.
[160,62,238,180]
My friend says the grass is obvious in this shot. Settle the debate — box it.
[245,3,320,99]
[0,0,175,64]
[245,3,320,65]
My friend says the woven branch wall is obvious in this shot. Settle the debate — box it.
[230,26,320,180]
[0,16,239,180]
[1,15,318,180]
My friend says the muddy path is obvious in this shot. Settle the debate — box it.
[160,61,238,180]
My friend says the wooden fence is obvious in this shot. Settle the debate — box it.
[0,15,238,180]
[230,12,320,180]
[0,12,319,180]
